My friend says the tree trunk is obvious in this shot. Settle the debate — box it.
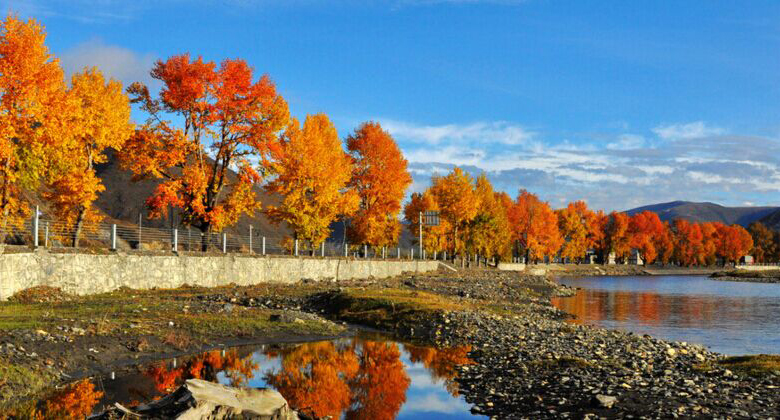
[72,206,85,248]
[199,223,211,252]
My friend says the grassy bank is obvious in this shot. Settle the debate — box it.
[0,284,347,412]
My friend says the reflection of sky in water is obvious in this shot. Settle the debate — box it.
[553,276,780,355]
[212,340,482,419]
[398,360,476,419]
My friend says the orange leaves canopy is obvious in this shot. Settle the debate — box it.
[121,54,289,237]
[346,122,411,247]
[264,114,359,246]
[508,190,562,261]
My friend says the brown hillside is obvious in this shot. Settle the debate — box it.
[90,150,291,239]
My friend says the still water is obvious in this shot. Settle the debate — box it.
[552,275,780,355]
[49,337,483,419]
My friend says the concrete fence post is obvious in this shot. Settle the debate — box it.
[44,221,49,248]
[249,225,253,254]
[172,229,178,252]
[410,248,414,260]
[222,233,227,253]
[363,244,368,259]
[295,239,299,256]
[110,224,117,251]
[382,247,386,259]
[262,236,266,255]
[33,205,39,248]
[321,242,325,257]
[397,247,401,259]
[344,243,348,257]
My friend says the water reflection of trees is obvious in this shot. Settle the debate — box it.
[264,341,359,419]
[145,349,258,393]
[40,379,104,419]
[264,339,413,420]
[102,339,473,420]
[404,344,474,396]
[552,289,759,328]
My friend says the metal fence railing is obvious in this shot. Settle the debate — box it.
[0,209,447,262]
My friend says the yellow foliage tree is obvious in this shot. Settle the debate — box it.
[0,15,65,239]
[557,201,593,263]
[468,174,511,261]
[429,168,479,254]
[44,68,133,246]
[265,114,359,247]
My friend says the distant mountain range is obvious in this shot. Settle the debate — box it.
[624,201,780,229]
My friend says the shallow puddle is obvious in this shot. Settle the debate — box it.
[42,336,484,419]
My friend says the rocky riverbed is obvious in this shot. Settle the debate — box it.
[2,268,779,418]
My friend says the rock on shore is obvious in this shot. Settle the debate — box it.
[92,379,301,419]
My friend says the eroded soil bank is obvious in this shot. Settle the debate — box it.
[1,268,778,418]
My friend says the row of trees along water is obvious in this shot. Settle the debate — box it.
[0,15,771,265]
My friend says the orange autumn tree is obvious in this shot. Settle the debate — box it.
[627,211,672,265]
[404,191,450,254]
[605,211,631,262]
[557,201,594,263]
[715,224,753,265]
[699,222,720,265]
[265,114,359,248]
[44,68,133,247]
[673,219,704,266]
[346,122,411,248]
[428,168,479,254]
[121,54,289,249]
[0,15,65,239]
[507,190,562,263]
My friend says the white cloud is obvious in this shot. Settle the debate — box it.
[59,39,157,88]
[381,119,536,146]
[391,117,780,211]
[652,121,725,140]
[402,393,472,414]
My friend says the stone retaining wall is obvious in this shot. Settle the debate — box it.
[0,251,440,300]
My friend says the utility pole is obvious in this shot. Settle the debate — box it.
[419,211,423,259]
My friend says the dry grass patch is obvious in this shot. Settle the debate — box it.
[718,354,780,377]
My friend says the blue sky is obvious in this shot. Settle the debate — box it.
[5,0,780,211]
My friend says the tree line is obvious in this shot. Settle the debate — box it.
[0,15,770,264]
[404,168,756,266]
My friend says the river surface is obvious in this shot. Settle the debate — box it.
[551,275,780,355]
[74,336,482,419]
